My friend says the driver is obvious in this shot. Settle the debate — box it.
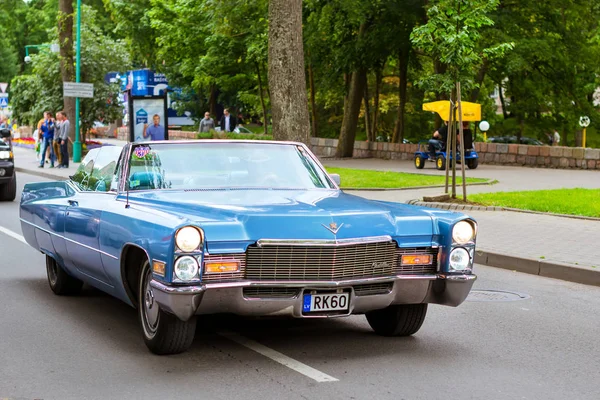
[0,116,12,147]
[428,121,448,160]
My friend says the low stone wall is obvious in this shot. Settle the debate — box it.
[310,137,600,170]
[116,127,197,141]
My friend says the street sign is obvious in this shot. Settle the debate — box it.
[0,83,7,93]
[0,98,8,108]
[63,82,94,98]
[579,116,590,128]
[0,93,8,98]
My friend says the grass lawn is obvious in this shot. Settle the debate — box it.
[325,166,488,189]
[470,189,600,218]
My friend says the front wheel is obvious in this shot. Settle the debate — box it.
[414,155,425,169]
[467,158,479,169]
[46,255,83,295]
[436,155,446,171]
[138,260,196,355]
[366,304,428,336]
[0,173,16,201]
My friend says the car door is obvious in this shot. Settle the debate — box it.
[64,146,122,285]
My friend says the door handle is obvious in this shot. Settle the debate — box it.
[68,200,79,207]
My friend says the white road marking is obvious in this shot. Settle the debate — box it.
[1,224,338,383]
[0,225,27,244]
[218,331,339,383]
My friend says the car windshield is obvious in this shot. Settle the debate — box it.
[127,142,335,191]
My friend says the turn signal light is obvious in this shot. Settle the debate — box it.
[401,254,432,266]
[205,261,241,273]
[152,260,166,276]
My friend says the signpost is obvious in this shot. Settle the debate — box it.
[0,83,8,109]
[579,116,590,148]
[0,83,7,94]
[63,82,94,99]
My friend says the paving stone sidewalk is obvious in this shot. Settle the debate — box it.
[12,145,600,286]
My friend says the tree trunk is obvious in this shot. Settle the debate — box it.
[393,48,409,143]
[371,66,383,140]
[498,80,509,119]
[268,0,311,144]
[58,0,76,142]
[469,60,488,103]
[209,84,217,116]
[433,59,448,129]
[336,70,367,157]
[364,77,372,142]
[255,62,269,135]
[308,58,318,137]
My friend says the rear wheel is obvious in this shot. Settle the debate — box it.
[366,304,428,336]
[0,173,16,201]
[436,155,446,170]
[414,155,425,169]
[467,158,479,169]
[138,260,196,355]
[46,255,83,295]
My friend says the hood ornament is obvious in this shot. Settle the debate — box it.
[323,222,343,235]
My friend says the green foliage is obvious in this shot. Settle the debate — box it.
[196,131,273,141]
[10,5,130,133]
[411,0,512,93]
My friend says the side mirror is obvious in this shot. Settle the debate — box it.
[0,129,10,138]
[329,173,341,186]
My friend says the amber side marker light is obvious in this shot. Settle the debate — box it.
[205,261,241,273]
[152,261,166,276]
[401,254,433,266]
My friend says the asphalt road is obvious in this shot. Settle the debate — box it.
[1,173,599,400]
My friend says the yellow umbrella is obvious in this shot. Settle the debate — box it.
[422,101,481,122]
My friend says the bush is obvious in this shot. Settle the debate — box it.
[196,131,273,140]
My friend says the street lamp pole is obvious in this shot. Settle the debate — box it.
[73,0,82,162]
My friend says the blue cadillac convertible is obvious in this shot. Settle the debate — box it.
[20,140,477,355]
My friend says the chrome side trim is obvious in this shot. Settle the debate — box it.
[20,218,119,260]
[256,235,393,247]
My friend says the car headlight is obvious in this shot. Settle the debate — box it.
[449,248,471,271]
[175,226,203,252]
[452,220,476,244]
[174,256,199,281]
[0,151,11,160]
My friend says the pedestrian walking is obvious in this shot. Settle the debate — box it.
[553,130,561,146]
[199,112,215,133]
[38,112,56,168]
[219,108,237,132]
[56,111,70,168]
[53,112,63,166]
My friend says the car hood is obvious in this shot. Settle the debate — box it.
[124,189,438,250]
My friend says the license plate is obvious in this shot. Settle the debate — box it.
[303,292,349,313]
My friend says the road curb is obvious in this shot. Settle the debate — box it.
[406,199,501,211]
[475,249,600,287]
[15,167,67,181]
[342,181,494,192]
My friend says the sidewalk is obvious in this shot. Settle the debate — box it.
[12,146,600,286]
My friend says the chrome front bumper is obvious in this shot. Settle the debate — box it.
[150,274,476,322]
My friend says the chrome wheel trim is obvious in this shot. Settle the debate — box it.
[47,258,58,286]
[140,262,160,338]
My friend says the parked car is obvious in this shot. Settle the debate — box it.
[20,140,478,355]
[0,128,16,201]
[488,136,544,146]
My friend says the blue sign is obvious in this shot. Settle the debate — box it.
[136,108,148,125]
[0,98,8,108]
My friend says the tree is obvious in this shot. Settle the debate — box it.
[268,0,310,144]
[10,5,130,142]
[411,0,512,199]
[58,0,76,141]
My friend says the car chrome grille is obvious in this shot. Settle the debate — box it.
[245,241,398,280]
[353,282,394,296]
[243,287,300,299]
[202,254,246,282]
[396,247,438,275]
